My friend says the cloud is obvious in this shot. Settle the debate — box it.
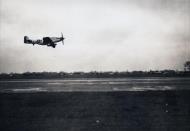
[0,0,190,73]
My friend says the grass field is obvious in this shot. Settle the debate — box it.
[0,90,190,131]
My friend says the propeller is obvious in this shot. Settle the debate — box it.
[61,32,65,45]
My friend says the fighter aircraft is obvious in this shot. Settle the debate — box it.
[24,33,65,48]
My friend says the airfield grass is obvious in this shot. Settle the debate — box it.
[0,91,190,131]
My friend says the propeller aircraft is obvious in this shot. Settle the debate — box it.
[24,33,65,48]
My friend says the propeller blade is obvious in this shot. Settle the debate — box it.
[60,32,65,45]
[62,39,64,45]
[61,32,64,45]
[61,32,63,38]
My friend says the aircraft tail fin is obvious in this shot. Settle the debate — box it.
[24,36,29,43]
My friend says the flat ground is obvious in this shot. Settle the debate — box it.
[0,91,190,131]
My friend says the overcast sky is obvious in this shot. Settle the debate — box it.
[0,0,190,73]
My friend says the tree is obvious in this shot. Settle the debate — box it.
[184,61,190,71]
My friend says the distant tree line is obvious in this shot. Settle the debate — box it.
[1,61,190,79]
[0,70,190,79]
[184,61,190,71]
